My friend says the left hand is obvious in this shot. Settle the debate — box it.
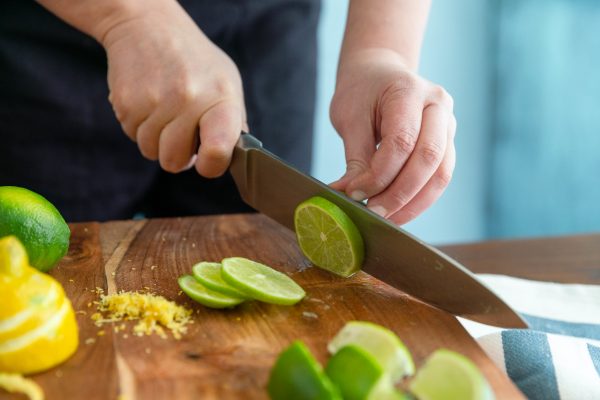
[330,48,456,225]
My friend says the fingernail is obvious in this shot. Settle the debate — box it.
[369,205,387,218]
[350,190,366,201]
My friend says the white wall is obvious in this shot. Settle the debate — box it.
[312,0,493,244]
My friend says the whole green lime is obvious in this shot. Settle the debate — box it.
[0,186,70,272]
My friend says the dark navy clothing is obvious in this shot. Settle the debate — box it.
[0,0,319,222]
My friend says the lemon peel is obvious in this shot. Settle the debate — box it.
[0,373,44,400]
[92,291,193,339]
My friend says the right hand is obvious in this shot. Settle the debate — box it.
[102,3,247,177]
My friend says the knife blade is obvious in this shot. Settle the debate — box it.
[230,133,527,328]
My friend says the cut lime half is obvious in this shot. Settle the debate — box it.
[328,321,415,382]
[409,349,494,400]
[294,196,364,277]
[325,344,384,400]
[268,341,341,400]
[192,262,248,298]
[221,257,305,306]
[178,275,245,309]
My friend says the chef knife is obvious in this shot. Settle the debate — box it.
[229,133,527,328]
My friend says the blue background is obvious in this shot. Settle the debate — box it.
[312,0,600,244]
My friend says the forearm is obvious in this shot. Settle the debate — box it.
[35,0,188,45]
[339,0,431,71]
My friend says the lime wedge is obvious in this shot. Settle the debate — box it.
[221,257,305,306]
[192,262,248,298]
[328,321,415,382]
[177,275,245,309]
[409,349,494,400]
[294,196,364,277]
[268,341,341,400]
[325,345,384,400]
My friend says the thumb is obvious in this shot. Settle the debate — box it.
[330,129,376,199]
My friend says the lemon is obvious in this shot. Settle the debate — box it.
[0,186,70,272]
[294,196,364,277]
[409,349,495,400]
[0,236,78,374]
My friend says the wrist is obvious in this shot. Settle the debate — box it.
[336,48,413,87]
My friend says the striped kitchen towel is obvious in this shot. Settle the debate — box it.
[459,274,600,400]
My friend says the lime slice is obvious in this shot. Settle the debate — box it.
[177,275,245,309]
[325,345,384,400]
[409,349,494,400]
[294,196,364,277]
[328,321,414,382]
[221,257,305,306]
[268,341,341,400]
[192,262,248,298]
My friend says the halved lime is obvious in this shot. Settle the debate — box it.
[325,345,384,400]
[192,262,248,298]
[294,196,364,277]
[177,275,245,309]
[328,321,414,382]
[221,257,305,306]
[268,341,341,400]
[409,349,494,400]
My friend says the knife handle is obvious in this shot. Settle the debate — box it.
[236,132,263,150]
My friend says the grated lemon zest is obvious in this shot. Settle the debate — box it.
[91,291,192,339]
[0,373,44,400]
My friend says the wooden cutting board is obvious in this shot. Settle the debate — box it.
[5,214,524,399]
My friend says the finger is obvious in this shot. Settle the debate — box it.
[195,101,243,178]
[329,129,376,195]
[343,94,423,200]
[388,137,456,225]
[366,103,449,217]
[137,110,177,161]
[157,111,200,173]
[109,88,157,142]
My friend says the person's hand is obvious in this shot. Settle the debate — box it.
[102,4,246,176]
[330,48,456,225]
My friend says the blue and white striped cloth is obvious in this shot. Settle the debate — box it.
[460,274,600,400]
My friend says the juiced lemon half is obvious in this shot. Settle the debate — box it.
[0,236,78,374]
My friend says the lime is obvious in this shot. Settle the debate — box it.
[325,345,384,400]
[294,196,364,277]
[0,186,70,272]
[268,341,341,400]
[192,262,248,298]
[328,321,414,382]
[409,349,494,400]
[178,275,245,309]
[221,257,305,306]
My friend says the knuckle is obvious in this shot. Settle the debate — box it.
[138,142,158,161]
[345,159,369,175]
[203,141,231,162]
[387,128,419,155]
[370,174,391,192]
[388,189,411,209]
[431,85,453,107]
[110,90,131,117]
[419,142,444,167]
[433,166,454,189]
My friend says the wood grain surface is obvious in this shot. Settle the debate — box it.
[2,214,529,400]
